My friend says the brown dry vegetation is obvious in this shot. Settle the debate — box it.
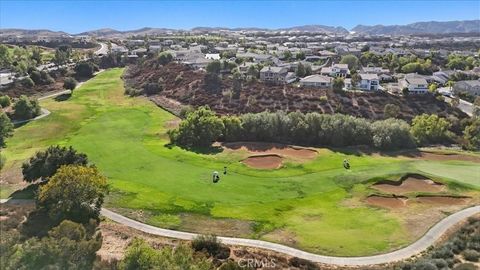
[124,61,467,121]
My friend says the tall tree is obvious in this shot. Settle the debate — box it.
[22,145,88,183]
[38,165,108,223]
[340,54,360,71]
[0,112,13,147]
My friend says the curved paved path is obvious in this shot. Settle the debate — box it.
[101,205,479,266]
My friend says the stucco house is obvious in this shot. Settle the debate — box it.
[299,74,332,88]
[260,66,289,84]
[453,80,480,96]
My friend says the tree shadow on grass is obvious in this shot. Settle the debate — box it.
[328,145,421,158]
[54,93,72,102]
[164,142,224,155]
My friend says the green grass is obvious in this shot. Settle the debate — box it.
[2,68,479,256]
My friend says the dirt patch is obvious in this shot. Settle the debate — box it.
[262,229,299,246]
[164,118,181,129]
[98,221,183,261]
[372,174,445,194]
[242,154,283,169]
[221,141,318,160]
[414,195,470,205]
[365,195,408,209]
[179,213,253,238]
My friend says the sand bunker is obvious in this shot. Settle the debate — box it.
[221,142,317,160]
[372,174,445,194]
[242,154,283,169]
[415,195,470,205]
[365,195,408,209]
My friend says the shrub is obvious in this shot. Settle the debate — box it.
[191,235,228,258]
[143,82,162,95]
[40,70,55,84]
[319,95,328,104]
[21,77,35,88]
[13,95,41,120]
[462,249,480,262]
[29,70,42,84]
[0,95,11,108]
[384,103,400,118]
[121,238,213,270]
[63,77,78,90]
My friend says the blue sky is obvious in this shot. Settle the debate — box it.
[1,1,479,34]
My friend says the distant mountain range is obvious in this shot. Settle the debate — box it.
[1,20,479,38]
[351,20,480,35]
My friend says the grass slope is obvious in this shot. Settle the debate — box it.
[2,68,479,256]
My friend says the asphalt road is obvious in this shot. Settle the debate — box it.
[101,205,480,266]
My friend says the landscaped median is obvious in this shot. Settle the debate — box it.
[2,68,479,257]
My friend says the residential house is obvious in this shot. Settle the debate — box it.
[453,80,480,96]
[400,74,429,94]
[260,66,289,84]
[320,64,350,78]
[299,75,332,88]
[358,73,379,91]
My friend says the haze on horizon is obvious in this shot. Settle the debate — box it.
[1,0,479,34]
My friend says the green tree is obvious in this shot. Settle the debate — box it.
[332,77,345,92]
[383,103,400,119]
[206,60,222,74]
[372,118,415,150]
[340,54,360,71]
[156,52,173,65]
[21,77,35,88]
[232,71,243,99]
[463,119,480,150]
[411,114,451,145]
[0,95,11,108]
[38,165,108,223]
[296,62,306,77]
[74,61,96,78]
[31,47,42,64]
[283,50,292,60]
[168,106,224,148]
[22,145,88,183]
[0,44,12,68]
[429,83,438,93]
[296,51,306,60]
[351,73,361,89]
[53,48,69,66]
[13,95,41,120]
[63,77,78,90]
[0,112,13,147]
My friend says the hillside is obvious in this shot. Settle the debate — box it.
[352,20,480,35]
[124,61,466,121]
